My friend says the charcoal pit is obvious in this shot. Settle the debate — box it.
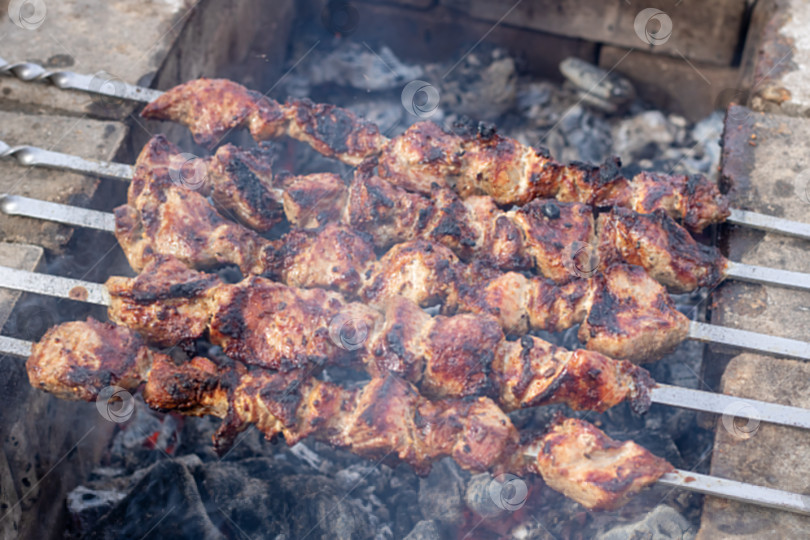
[2,1,809,539]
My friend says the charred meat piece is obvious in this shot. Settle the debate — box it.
[598,207,728,293]
[494,336,654,413]
[26,318,152,401]
[27,320,669,510]
[104,257,658,405]
[526,416,673,510]
[578,264,691,362]
[142,79,728,230]
[142,78,386,165]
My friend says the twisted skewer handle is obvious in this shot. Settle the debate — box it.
[0,57,163,103]
[0,139,133,180]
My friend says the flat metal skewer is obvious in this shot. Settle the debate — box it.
[521,444,810,516]
[3,264,810,430]
[0,334,803,518]
[3,61,810,243]
[2,198,810,359]
[0,58,164,103]
[727,208,810,243]
[6,179,810,298]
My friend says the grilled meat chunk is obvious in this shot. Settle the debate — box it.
[527,416,673,510]
[142,78,386,165]
[143,79,729,230]
[578,264,690,361]
[105,257,657,405]
[28,320,669,510]
[598,207,728,293]
[26,318,152,401]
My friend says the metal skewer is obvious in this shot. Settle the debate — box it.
[2,196,810,361]
[2,264,810,431]
[521,446,810,516]
[0,332,807,517]
[0,58,164,103]
[4,144,810,292]
[3,61,810,243]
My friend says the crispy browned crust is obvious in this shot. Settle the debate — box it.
[527,416,673,510]
[29,319,671,510]
[578,263,691,362]
[106,257,667,409]
[205,143,284,232]
[118,136,271,275]
[145,79,729,228]
[596,171,731,231]
[513,199,596,283]
[598,207,728,293]
[106,256,220,347]
[142,79,285,149]
[493,336,654,413]
[26,318,152,401]
[282,172,347,229]
[142,79,386,165]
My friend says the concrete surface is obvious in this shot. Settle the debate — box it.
[740,0,810,118]
[697,108,810,537]
[599,46,740,122]
[438,0,747,65]
[0,243,42,330]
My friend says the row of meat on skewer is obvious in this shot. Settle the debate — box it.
[7,78,810,513]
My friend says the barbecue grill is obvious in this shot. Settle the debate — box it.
[2,1,810,538]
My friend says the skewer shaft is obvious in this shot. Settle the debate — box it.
[0,265,110,306]
[0,58,163,103]
[727,208,810,243]
[0,335,805,517]
[725,261,810,293]
[0,194,115,232]
[0,140,133,180]
[2,264,810,430]
[3,194,810,359]
[657,470,810,515]
[652,384,810,430]
[689,321,810,361]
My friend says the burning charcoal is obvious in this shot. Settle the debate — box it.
[391,488,421,538]
[84,460,222,540]
[403,519,442,540]
[430,47,517,121]
[66,486,126,535]
[558,104,613,163]
[596,504,695,540]
[417,458,467,525]
[559,57,635,113]
[464,473,504,519]
[197,458,374,539]
[301,42,423,92]
[612,111,676,161]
